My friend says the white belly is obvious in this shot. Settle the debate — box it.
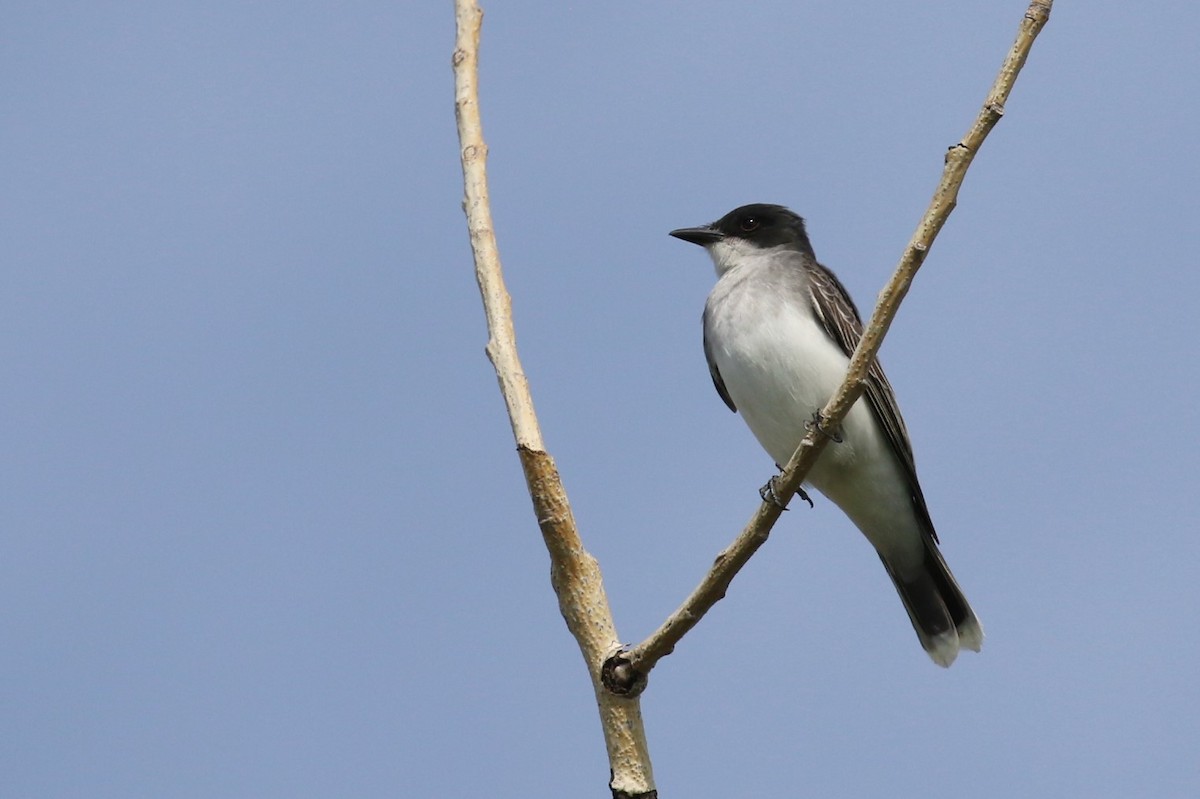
[705,281,923,562]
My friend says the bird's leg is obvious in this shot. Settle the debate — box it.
[759,476,789,509]
[759,469,814,510]
[805,411,844,444]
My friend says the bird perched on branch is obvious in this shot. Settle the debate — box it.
[671,203,982,667]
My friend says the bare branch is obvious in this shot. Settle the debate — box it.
[452,2,655,795]
[452,2,540,451]
[621,0,1053,679]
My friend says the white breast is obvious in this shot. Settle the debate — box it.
[704,262,904,516]
[703,252,925,563]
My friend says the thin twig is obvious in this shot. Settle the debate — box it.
[622,0,1053,678]
[452,2,656,796]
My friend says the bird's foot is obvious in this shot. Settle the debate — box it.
[758,475,814,510]
[805,411,843,444]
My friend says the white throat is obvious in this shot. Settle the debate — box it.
[706,239,791,278]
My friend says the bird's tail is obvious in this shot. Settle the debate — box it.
[881,539,983,668]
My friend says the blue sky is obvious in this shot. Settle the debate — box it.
[4,2,1199,797]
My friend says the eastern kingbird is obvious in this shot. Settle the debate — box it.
[670,203,982,667]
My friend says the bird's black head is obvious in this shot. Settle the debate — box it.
[670,203,814,256]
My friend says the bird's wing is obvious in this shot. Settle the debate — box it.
[805,260,937,539]
[702,309,736,412]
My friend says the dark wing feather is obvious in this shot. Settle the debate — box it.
[805,260,938,541]
[702,309,736,412]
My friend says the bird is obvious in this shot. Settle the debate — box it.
[670,203,982,667]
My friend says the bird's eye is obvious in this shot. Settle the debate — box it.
[739,217,760,232]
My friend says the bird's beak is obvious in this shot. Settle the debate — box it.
[669,225,725,246]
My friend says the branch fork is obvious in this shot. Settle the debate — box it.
[454,0,1052,793]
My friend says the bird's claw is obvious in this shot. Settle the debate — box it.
[759,477,788,510]
[805,411,843,444]
[759,476,814,510]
